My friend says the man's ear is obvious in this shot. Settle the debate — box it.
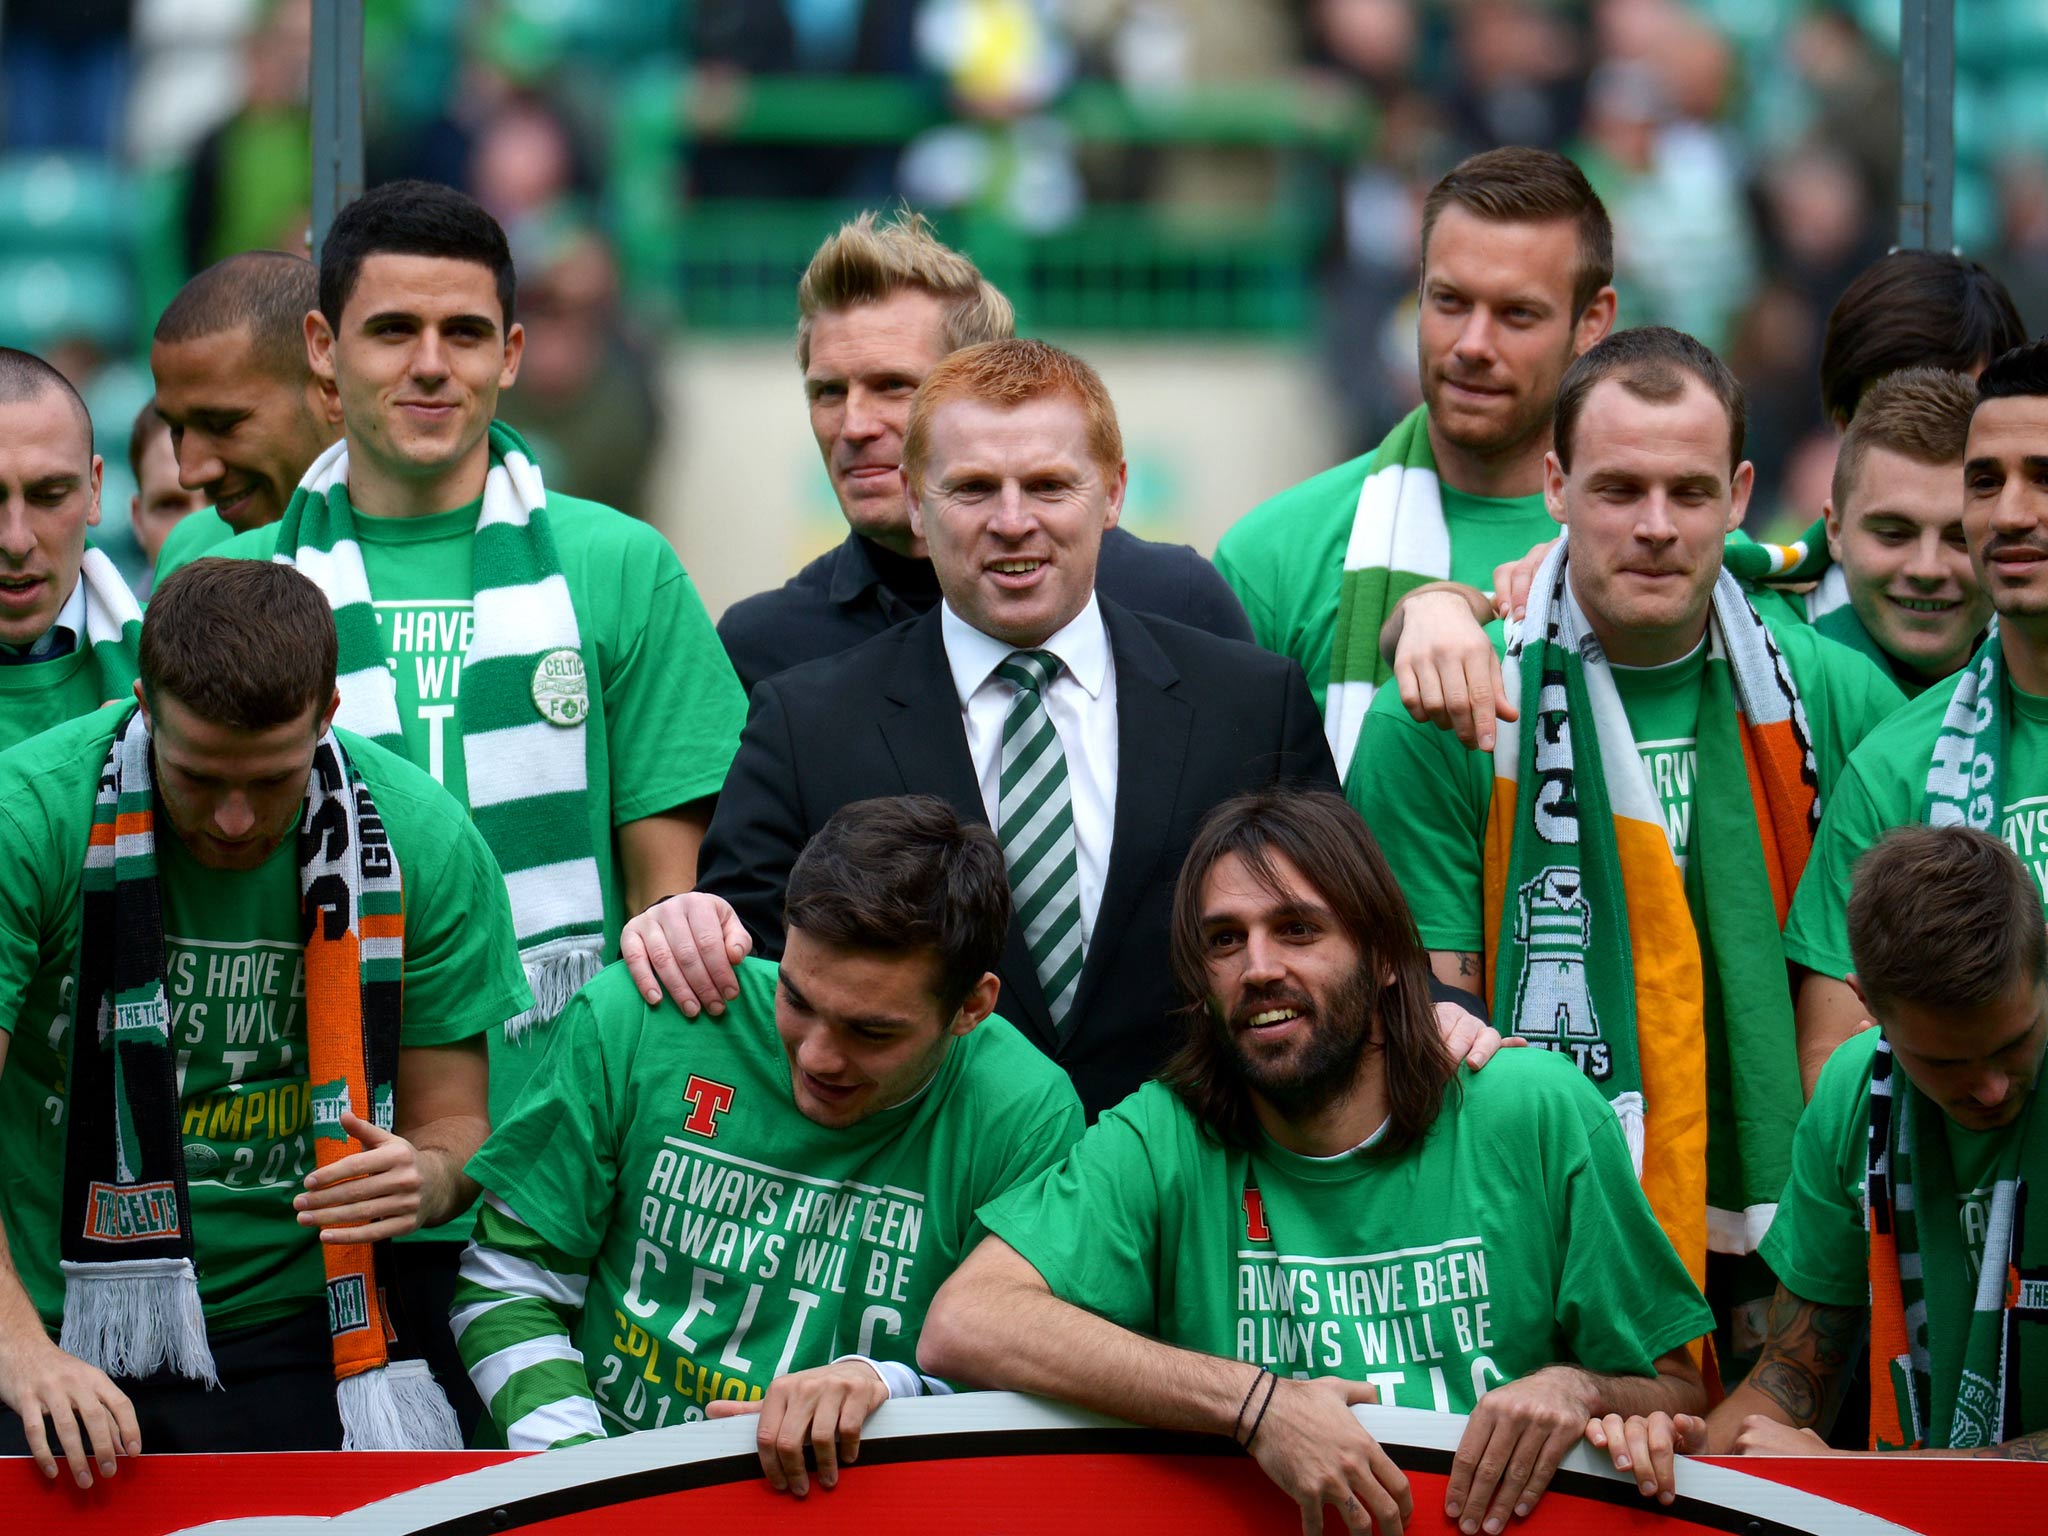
[905,472,925,541]
[1104,460,1127,530]
[1726,461,1756,534]
[317,686,342,737]
[1543,450,1568,528]
[949,971,1002,1038]
[86,453,103,527]
[498,320,525,389]
[305,309,337,387]
[1574,287,1618,355]
[1821,496,1845,561]
[132,678,148,725]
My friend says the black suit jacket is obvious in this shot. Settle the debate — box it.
[698,599,1338,1117]
[717,526,1254,696]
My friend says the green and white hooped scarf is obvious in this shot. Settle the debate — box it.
[1923,625,2006,831]
[1326,405,1449,782]
[1722,515,1851,624]
[63,544,143,692]
[274,422,600,1033]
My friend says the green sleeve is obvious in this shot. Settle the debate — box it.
[0,798,48,1037]
[1782,752,1893,981]
[967,1074,1086,1249]
[976,1093,1170,1332]
[601,534,747,821]
[1348,685,1492,953]
[395,796,533,1046]
[1212,532,1280,659]
[178,522,281,565]
[1757,1033,1876,1307]
[466,988,621,1260]
[1551,1081,1717,1372]
[150,508,236,589]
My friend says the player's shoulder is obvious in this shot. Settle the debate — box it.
[1810,1026,1881,1117]
[1119,602,1294,681]
[0,701,125,818]
[1769,612,1904,701]
[950,1014,1085,1117]
[334,728,482,853]
[205,522,282,563]
[1836,668,1958,792]
[544,491,676,565]
[1219,453,1373,567]
[1452,1047,1617,1145]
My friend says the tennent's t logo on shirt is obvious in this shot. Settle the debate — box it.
[682,1075,736,1138]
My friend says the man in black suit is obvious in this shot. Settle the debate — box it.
[633,339,1334,1117]
[716,210,1251,695]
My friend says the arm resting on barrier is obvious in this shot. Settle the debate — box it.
[923,1235,1414,1536]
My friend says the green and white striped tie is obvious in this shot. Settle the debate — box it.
[996,650,1086,1031]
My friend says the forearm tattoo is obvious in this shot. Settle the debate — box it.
[1748,1287,1863,1429]
[1455,951,1480,978]
[1979,1430,2048,1461]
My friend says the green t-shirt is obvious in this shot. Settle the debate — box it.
[0,706,532,1331]
[1215,455,1553,711]
[0,642,123,756]
[466,962,1084,1437]
[150,506,236,589]
[1762,1029,2012,1308]
[1785,667,2048,981]
[1354,614,1904,955]
[1610,640,1706,872]
[206,489,749,1118]
[983,1051,1712,1409]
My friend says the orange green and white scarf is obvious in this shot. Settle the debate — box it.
[1866,1035,2040,1450]
[1482,535,1816,1292]
[60,706,460,1448]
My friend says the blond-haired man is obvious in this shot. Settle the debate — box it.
[716,212,1250,694]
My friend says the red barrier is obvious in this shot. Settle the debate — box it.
[3,1395,2041,1535]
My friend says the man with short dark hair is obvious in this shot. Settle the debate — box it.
[0,559,527,1475]
[455,795,1082,1483]
[1788,339,2048,1101]
[637,338,1335,1119]
[1217,145,1618,775]
[1352,327,1903,1365]
[0,345,143,753]
[1594,824,2048,1491]
[148,251,341,583]
[717,209,1250,694]
[197,180,749,1429]
[921,787,1711,1536]
[125,403,206,577]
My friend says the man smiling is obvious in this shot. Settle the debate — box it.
[149,252,341,584]
[0,347,143,753]
[683,338,1335,1117]
[922,788,1710,1536]
[1216,146,1616,777]
[1805,368,1990,696]
[454,796,1080,1478]
[1789,341,2048,1089]
[199,180,746,1429]
[1351,328,1902,1369]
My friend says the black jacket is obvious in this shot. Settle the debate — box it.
[717,526,1253,696]
[697,599,1337,1118]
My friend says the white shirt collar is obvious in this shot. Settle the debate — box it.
[940,593,1110,706]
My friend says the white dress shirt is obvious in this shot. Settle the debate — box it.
[940,595,1118,949]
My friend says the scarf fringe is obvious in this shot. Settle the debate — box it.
[508,938,604,1038]
[338,1359,463,1450]
[58,1257,216,1385]
[1612,1090,1646,1178]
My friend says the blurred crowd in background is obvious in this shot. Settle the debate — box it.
[2,0,2045,594]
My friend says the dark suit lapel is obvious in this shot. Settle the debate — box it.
[1065,604,1191,1043]
[876,611,1058,1049]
